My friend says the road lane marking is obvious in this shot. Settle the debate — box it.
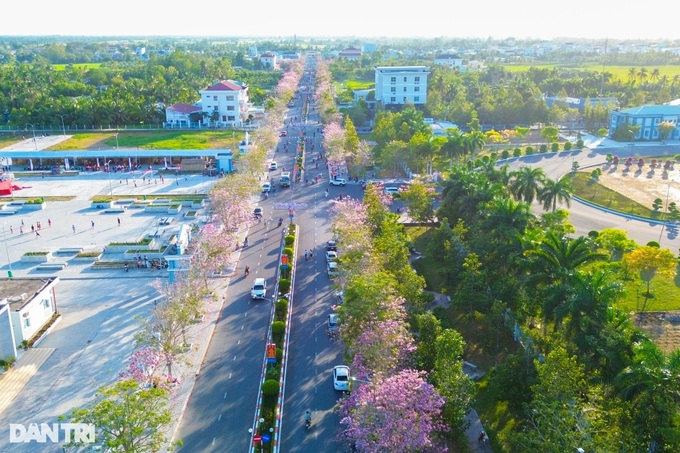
[237,339,241,345]
[234,355,237,361]
[224,392,228,399]
[229,373,232,379]
[212,438,216,445]
[218,414,222,421]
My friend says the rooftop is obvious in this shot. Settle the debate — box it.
[616,105,680,115]
[0,277,57,311]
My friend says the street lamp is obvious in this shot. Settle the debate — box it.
[27,124,38,150]
[56,114,66,136]
[114,133,119,149]
[2,223,13,278]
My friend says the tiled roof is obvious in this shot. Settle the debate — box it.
[205,80,246,92]
[618,105,680,115]
[167,103,201,114]
[260,52,276,58]
[435,54,462,59]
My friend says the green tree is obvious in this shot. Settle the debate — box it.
[538,177,572,212]
[399,181,436,223]
[63,380,171,452]
[658,121,676,140]
[510,166,546,203]
[433,329,475,434]
[414,312,442,372]
[623,245,677,305]
[541,125,559,143]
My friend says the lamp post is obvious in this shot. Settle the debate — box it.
[2,222,13,278]
[56,114,66,136]
[28,124,38,150]
[114,133,119,149]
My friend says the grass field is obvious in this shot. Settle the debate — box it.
[345,80,374,90]
[53,63,102,70]
[45,130,245,151]
[503,64,680,82]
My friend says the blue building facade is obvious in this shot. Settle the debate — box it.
[609,105,680,141]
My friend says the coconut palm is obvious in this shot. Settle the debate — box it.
[538,177,572,212]
[510,166,546,204]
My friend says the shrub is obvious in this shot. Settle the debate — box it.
[539,144,548,153]
[266,366,281,381]
[272,321,286,334]
[563,141,572,151]
[647,241,661,248]
[285,235,295,246]
[525,146,534,155]
[283,247,294,259]
[551,142,559,152]
[513,148,521,157]
[279,278,291,294]
[576,139,584,149]
[276,347,283,362]
[25,198,45,204]
[275,299,288,320]
[24,251,49,256]
[501,149,510,159]
[261,379,279,396]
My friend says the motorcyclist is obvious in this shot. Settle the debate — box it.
[278,218,283,227]
[243,237,249,247]
[245,265,250,276]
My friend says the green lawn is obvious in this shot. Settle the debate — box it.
[47,130,245,151]
[53,63,102,70]
[503,64,680,83]
[345,80,374,90]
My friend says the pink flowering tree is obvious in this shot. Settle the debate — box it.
[191,222,238,288]
[337,369,448,452]
[118,346,160,387]
[349,318,416,377]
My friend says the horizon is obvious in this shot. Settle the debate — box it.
[3,1,680,42]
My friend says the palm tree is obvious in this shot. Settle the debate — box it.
[637,67,648,85]
[510,166,546,204]
[538,177,572,212]
[464,130,486,160]
[650,68,661,84]
[615,341,680,450]
[628,67,638,84]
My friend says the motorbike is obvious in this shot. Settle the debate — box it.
[278,218,283,227]
[245,266,250,276]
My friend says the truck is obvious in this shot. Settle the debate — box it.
[280,172,291,187]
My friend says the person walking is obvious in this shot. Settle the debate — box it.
[35,231,40,238]
[19,226,23,235]
[72,225,76,234]
[117,217,121,227]
[47,219,51,227]
[9,226,13,234]
[91,220,95,229]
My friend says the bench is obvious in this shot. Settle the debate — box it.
[463,361,478,371]
[57,247,83,254]
[36,262,68,270]
[104,207,127,213]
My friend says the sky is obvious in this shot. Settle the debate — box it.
[2,1,679,42]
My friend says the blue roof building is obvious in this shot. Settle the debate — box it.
[609,105,680,141]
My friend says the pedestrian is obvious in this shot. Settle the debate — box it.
[19,226,23,235]
[35,231,40,238]
[72,225,76,234]
[134,181,137,188]
[47,219,51,227]
[31,224,35,233]
[9,226,13,234]
[117,217,121,227]
[21,219,24,226]
[304,250,308,261]
[91,220,95,229]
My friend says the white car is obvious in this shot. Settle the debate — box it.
[333,365,350,391]
[383,187,399,195]
[327,261,339,278]
[329,178,346,186]
[262,182,271,193]
[269,161,278,171]
[326,250,338,263]
[251,278,266,300]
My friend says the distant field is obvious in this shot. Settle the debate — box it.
[503,64,680,82]
[53,63,102,70]
[345,80,374,90]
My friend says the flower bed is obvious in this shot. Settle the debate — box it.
[21,251,52,262]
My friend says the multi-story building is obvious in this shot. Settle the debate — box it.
[374,66,429,107]
[259,51,277,69]
[198,79,249,127]
[609,105,680,141]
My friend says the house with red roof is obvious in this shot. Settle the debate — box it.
[165,103,203,128]
[199,79,250,127]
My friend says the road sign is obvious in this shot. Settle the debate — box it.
[281,255,288,265]
[253,434,262,444]
[267,343,277,363]
[262,434,271,443]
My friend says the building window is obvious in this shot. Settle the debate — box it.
[391,87,396,93]
[390,97,396,103]
[42,299,49,309]
[227,96,234,101]
[415,96,420,102]
[390,77,396,83]
[25,317,30,328]
[403,87,407,92]
[414,87,420,92]
[227,106,235,111]
[228,116,235,121]
[213,96,217,101]
[415,76,420,83]
[403,77,407,82]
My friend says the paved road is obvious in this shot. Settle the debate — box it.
[503,144,680,250]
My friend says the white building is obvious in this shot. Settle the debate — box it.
[433,54,466,72]
[0,277,60,359]
[199,80,250,127]
[374,66,430,106]
[259,51,278,69]
[165,103,203,128]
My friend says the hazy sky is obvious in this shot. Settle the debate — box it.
[3,1,678,41]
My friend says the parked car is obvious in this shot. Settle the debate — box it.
[333,365,350,391]
[383,187,399,195]
[327,313,339,333]
[327,261,339,278]
[329,178,346,187]
[326,240,338,251]
[262,182,271,193]
[279,131,288,137]
[326,250,338,263]
[251,278,267,300]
